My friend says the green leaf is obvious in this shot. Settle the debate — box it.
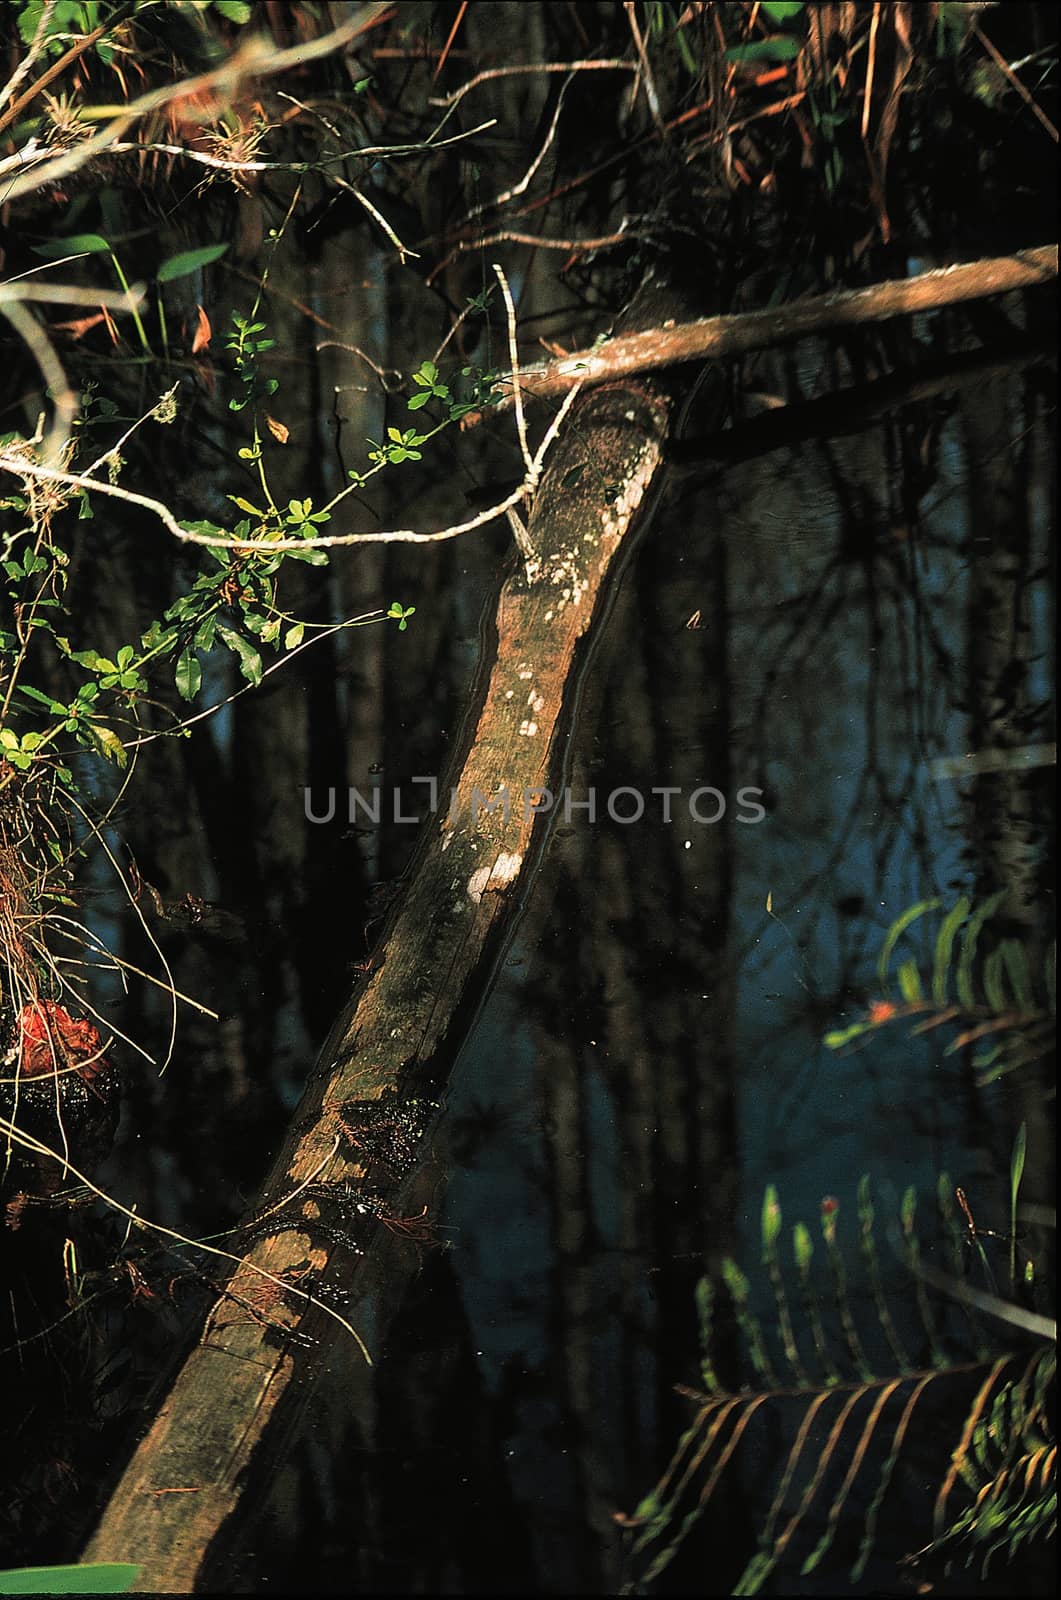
[194,613,217,651]
[897,959,923,1004]
[1000,939,1033,1011]
[761,0,805,18]
[725,36,802,63]
[217,625,263,686]
[214,0,253,21]
[823,1021,871,1050]
[89,724,128,768]
[31,234,113,258]
[983,948,1007,1013]
[17,684,66,714]
[761,1184,782,1252]
[407,390,432,410]
[156,243,230,283]
[932,896,970,1006]
[284,623,305,650]
[878,898,941,989]
[956,891,1008,1008]
[0,1566,141,1596]
[175,649,201,701]
[1009,1122,1027,1291]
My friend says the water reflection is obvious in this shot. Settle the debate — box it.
[384,337,1056,1594]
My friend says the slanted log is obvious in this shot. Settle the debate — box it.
[83,376,672,1591]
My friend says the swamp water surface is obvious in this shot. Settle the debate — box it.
[2,326,1053,1598]
[244,332,1054,1593]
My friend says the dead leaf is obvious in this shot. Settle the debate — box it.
[191,304,211,354]
[51,311,107,340]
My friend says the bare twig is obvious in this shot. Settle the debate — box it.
[1,116,497,186]
[329,173,419,263]
[432,0,468,84]
[426,225,637,283]
[429,58,636,111]
[0,300,75,466]
[455,77,571,228]
[0,377,587,554]
[624,1,665,133]
[0,279,145,310]
[494,264,532,473]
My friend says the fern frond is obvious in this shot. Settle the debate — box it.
[623,1184,1056,1595]
[904,1346,1057,1581]
[827,896,1053,1086]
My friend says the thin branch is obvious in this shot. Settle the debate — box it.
[0,279,145,310]
[1,381,586,553]
[426,225,639,283]
[494,264,532,473]
[0,300,75,466]
[329,173,419,263]
[624,1,665,133]
[455,76,571,228]
[429,58,636,111]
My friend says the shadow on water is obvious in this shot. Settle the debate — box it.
[307,330,1054,1595]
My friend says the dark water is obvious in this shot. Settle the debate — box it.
[332,335,1055,1595]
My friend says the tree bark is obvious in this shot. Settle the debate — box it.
[82,376,672,1591]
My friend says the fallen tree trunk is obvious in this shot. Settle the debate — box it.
[82,376,672,1591]
[474,245,1057,417]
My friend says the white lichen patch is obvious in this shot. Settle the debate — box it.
[517,666,533,680]
[600,445,659,542]
[519,719,538,737]
[527,690,545,712]
[441,827,455,852]
[466,850,523,903]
